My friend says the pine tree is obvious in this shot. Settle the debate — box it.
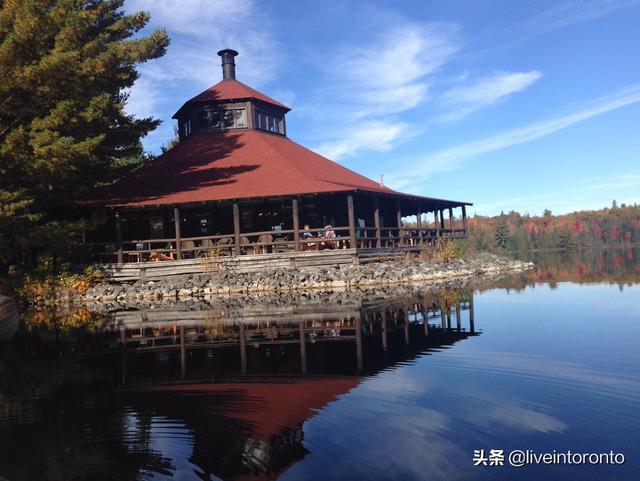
[0,0,169,267]
[495,218,509,250]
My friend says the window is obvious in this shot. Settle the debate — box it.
[183,119,192,137]
[254,109,284,134]
[200,107,246,130]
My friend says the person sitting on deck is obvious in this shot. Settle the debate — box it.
[323,225,337,249]
[302,225,318,251]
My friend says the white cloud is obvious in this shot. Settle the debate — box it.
[124,0,282,150]
[315,120,413,160]
[521,0,640,36]
[387,83,640,191]
[439,71,542,122]
[306,21,458,159]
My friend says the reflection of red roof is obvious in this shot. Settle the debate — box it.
[104,130,398,207]
[174,79,290,116]
[151,377,360,438]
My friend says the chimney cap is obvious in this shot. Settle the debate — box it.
[217,49,239,80]
[217,49,239,59]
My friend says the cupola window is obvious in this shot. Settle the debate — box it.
[200,105,247,130]
[255,109,284,134]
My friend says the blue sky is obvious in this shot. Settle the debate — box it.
[124,0,640,216]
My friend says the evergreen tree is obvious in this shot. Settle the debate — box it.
[495,218,509,249]
[0,0,169,267]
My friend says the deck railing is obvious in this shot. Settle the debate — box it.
[84,225,466,264]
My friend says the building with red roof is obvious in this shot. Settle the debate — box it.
[94,49,471,264]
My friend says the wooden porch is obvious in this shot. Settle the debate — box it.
[88,191,471,274]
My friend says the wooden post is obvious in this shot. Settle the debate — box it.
[299,321,307,374]
[439,210,445,231]
[396,198,402,246]
[462,205,469,237]
[292,197,300,251]
[347,194,357,249]
[233,202,241,256]
[416,206,423,246]
[440,305,446,329]
[456,303,461,332]
[115,212,123,264]
[174,206,182,260]
[374,196,382,248]
[448,207,454,231]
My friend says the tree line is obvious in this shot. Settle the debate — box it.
[467,203,640,253]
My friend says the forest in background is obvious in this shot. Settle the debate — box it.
[464,202,640,253]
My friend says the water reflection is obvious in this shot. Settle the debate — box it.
[0,288,477,481]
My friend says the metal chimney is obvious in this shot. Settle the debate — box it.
[217,49,238,80]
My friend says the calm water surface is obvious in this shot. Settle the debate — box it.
[0,248,639,481]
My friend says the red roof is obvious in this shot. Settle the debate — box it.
[104,130,398,207]
[174,79,290,118]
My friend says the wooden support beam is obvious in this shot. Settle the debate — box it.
[374,196,382,248]
[439,210,445,231]
[233,202,241,256]
[174,206,182,260]
[448,207,454,230]
[396,199,402,246]
[292,197,300,252]
[416,205,423,245]
[469,294,475,333]
[115,212,123,264]
[347,194,357,249]
[455,303,462,332]
[462,205,469,235]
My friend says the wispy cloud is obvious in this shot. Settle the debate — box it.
[438,71,542,122]
[387,83,640,191]
[310,20,459,160]
[521,0,640,37]
[124,0,282,150]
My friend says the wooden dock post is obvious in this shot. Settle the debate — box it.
[456,302,461,332]
[396,199,402,246]
[233,202,241,256]
[115,211,124,264]
[174,206,182,260]
[292,198,300,251]
[462,205,469,236]
[374,196,382,248]
[448,207,454,231]
[347,194,357,249]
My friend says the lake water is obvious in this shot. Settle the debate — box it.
[1,248,638,481]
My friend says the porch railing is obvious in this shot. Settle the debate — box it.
[83,225,467,264]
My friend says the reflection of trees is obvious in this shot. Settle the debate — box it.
[486,247,639,291]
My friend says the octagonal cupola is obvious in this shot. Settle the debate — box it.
[173,49,290,141]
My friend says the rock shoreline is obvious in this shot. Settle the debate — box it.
[78,253,533,303]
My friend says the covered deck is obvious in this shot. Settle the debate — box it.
[88,189,471,271]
